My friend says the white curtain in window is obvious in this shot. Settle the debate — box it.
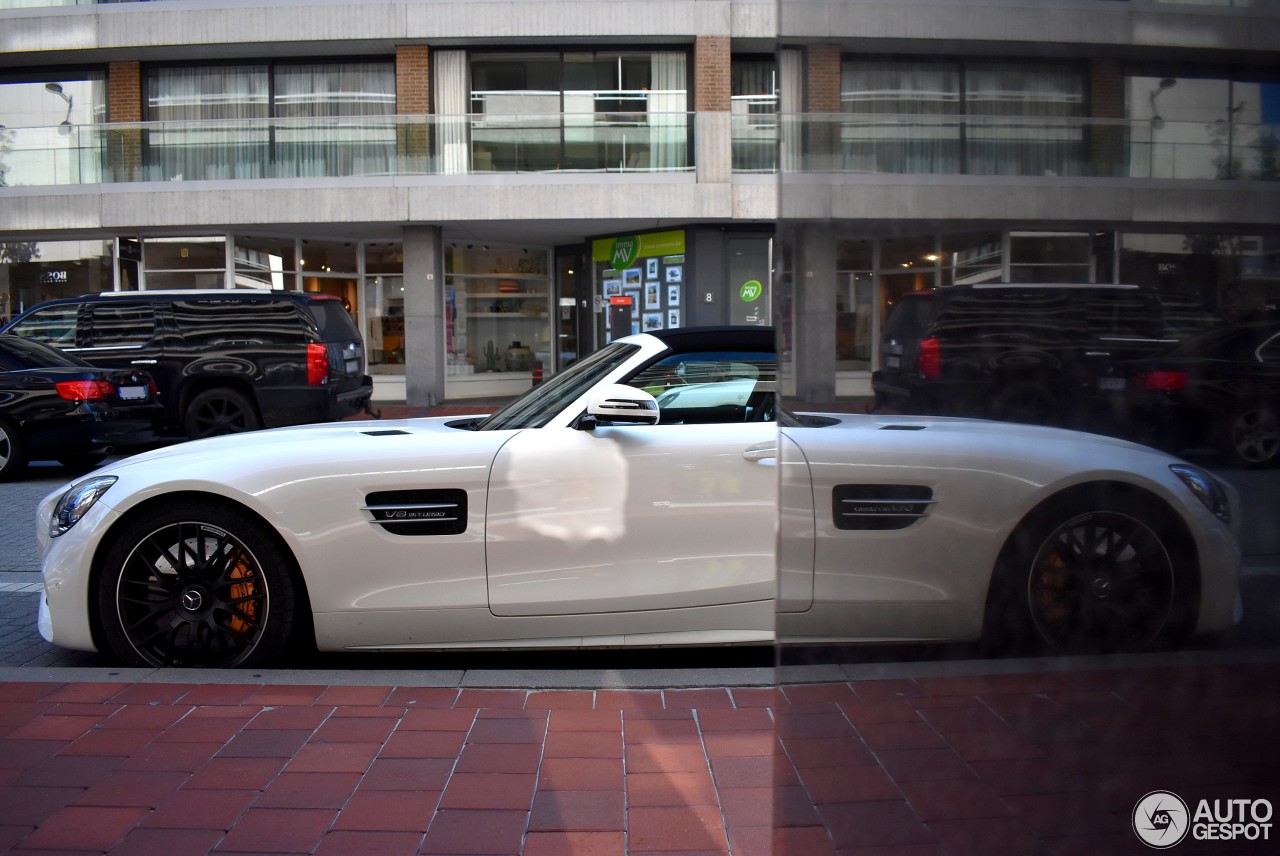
[648,52,687,170]
[840,61,960,174]
[433,50,470,174]
[146,66,269,181]
[965,64,1084,177]
[273,63,396,177]
[779,48,804,172]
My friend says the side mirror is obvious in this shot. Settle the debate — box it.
[584,384,660,426]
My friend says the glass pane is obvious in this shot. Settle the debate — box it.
[365,274,405,370]
[144,271,227,290]
[234,236,296,289]
[144,237,226,269]
[941,232,1003,285]
[299,240,358,275]
[274,62,395,118]
[1010,233,1091,265]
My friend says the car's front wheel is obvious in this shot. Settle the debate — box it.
[97,501,299,667]
[985,493,1195,655]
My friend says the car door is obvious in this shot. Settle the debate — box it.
[484,350,778,618]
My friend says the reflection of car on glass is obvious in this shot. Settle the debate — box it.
[1107,321,1280,468]
[0,334,162,481]
[36,327,1239,668]
[872,283,1224,426]
[3,290,373,439]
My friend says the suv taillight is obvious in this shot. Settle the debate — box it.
[918,338,942,380]
[1136,370,1189,392]
[56,380,114,401]
[306,343,329,386]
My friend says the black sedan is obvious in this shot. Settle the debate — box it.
[0,334,163,481]
[1111,321,1280,468]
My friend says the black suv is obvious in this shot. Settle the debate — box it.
[3,290,374,438]
[872,283,1224,427]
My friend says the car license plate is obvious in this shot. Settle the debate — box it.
[1097,377,1126,391]
[345,359,360,373]
[116,385,148,400]
[885,356,900,368]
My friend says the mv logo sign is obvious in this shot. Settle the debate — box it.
[610,237,639,271]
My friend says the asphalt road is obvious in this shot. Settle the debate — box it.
[2,453,1277,671]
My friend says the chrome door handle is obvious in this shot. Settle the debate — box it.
[130,359,157,365]
[742,443,777,462]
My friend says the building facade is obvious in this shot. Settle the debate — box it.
[1,0,1278,404]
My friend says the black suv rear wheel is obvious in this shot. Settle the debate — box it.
[185,388,262,438]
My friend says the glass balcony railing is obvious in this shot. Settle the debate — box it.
[0,113,693,186]
[739,113,1280,180]
[2,113,1278,187]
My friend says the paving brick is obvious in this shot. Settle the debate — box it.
[255,771,361,809]
[40,683,130,704]
[798,764,901,805]
[153,713,252,744]
[245,704,332,730]
[0,702,51,728]
[315,829,424,856]
[315,685,394,706]
[380,729,466,759]
[439,772,536,810]
[857,720,947,750]
[214,806,335,853]
[109,826,226,856]
[721,785,821,829]
[141,788,256,830]
[420,808,529,854]
[625,743,709,774]
[526,690,594,710]
[218,728,312,759]
[360,757,454,791]
[544,730,621,759]
[110,684,193,706]
[241,685,327,707]
[0,785,85,826]
[17,804,148,851]
[628,805,729,852]
[712,755,797,788]
[943,727,1045,762]
[176,685,260,706]
[529,789,624,832]
[14,753,120,786]
[285,740,381,774]
[622,717,700,744]
[547,709,621,732]
[816,800,933,849]
[101,704,191,731]
[874,747,976,783]
[455,742,542,774]
[782,683,857,705]
[538,757,623,791]
[332,788,440,831]
[729,688,786,708]
[466,717,547,744]
[626,771,718,807]
[456,689,527,709]
[696,707,774,732]
[64,726,160,757]
[594,690,664,711]
[702,731,777,758]
[663,688,734,709]
[850,680,925,701]
[781,735,876,769]
[729,824,838,856]
[523,830,626,856]
[75,770,189,808]
[399,707,477,731]
[383,687,459,708]
[181,756,285,791]
[7,714,100,741]
[898,779,1010,821]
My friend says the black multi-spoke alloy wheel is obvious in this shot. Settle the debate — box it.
[0,417,27,482]
[98,502,298,667]
[985,492,1195,655]
[1218,403,1280,469]
[184,388,262,439]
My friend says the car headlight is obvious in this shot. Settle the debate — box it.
[49,476,117,538]
[1169,464,1230,525]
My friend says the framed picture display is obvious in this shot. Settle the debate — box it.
[643,312,664,332]
[667,309,681,329]
[646,258,659,280]
[645,283,661,309]
[665,265,683,284]
[667,285,680,307]
[623,268,642,288]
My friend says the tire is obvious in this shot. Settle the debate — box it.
[0,418,28,482]
[184,388,262,439]
[97,501,299,668]
[57,453,107,472]
[989,381,1060,426]
[984,492,1195,655]
[1216,403,1280,469]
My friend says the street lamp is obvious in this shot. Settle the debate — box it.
[44,82,73,134]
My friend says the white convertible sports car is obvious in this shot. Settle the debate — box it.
[35,327,1239,668]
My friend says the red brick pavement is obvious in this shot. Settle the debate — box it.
[2,662,1277,854]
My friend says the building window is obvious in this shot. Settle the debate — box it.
[142,236,227,290]
[144,61,394,180]
[1009,232,1093,282]
[732,57,778,172]
[0,71,107,187]
[466,50,689,172]
[840,59,1085,176]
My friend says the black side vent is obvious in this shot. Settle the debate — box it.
[363,489,467,536]
[880,424,927,431]
[362,429,410,436]
[833,485,935,531]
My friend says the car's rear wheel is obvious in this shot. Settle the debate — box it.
[0,418,28,482]
[990,381,1059,425]
[97,501,298,668]
[184,388,262,439]
[1217,403,1280,469]
[985,493,1195,655]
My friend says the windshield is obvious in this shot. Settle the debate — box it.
[478,342,641,430]
[0,334,88,369]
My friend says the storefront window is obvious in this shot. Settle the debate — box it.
[1120,232,1278,320]
[234,236,296,290]
[1,239,114,323]
[1009,231,1092,282]
[143,236,227,289]
[591,230,687,344]
[941,232,1003,285]
[836,240,873,371]
[446,244,552,398]
[364,243,405,372]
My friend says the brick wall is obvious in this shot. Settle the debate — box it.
[1089,60,1126,177]
[397,45,431,114]
[108,61,142,122]
[806,44,842,113]
[695,35,730,112]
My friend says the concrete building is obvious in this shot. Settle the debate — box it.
[1,0,1277,405]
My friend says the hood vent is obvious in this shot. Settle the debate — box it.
[363,489,467,536]
[362,429,410,436]
[833,484,935,531]
[880,424,926,431]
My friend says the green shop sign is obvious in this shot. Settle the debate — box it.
[592,230,686,271]
[739,280,763,302]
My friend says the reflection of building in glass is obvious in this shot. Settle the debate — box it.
[0,0,1276,403]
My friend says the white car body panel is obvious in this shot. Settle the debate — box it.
[34,329,1241,662]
